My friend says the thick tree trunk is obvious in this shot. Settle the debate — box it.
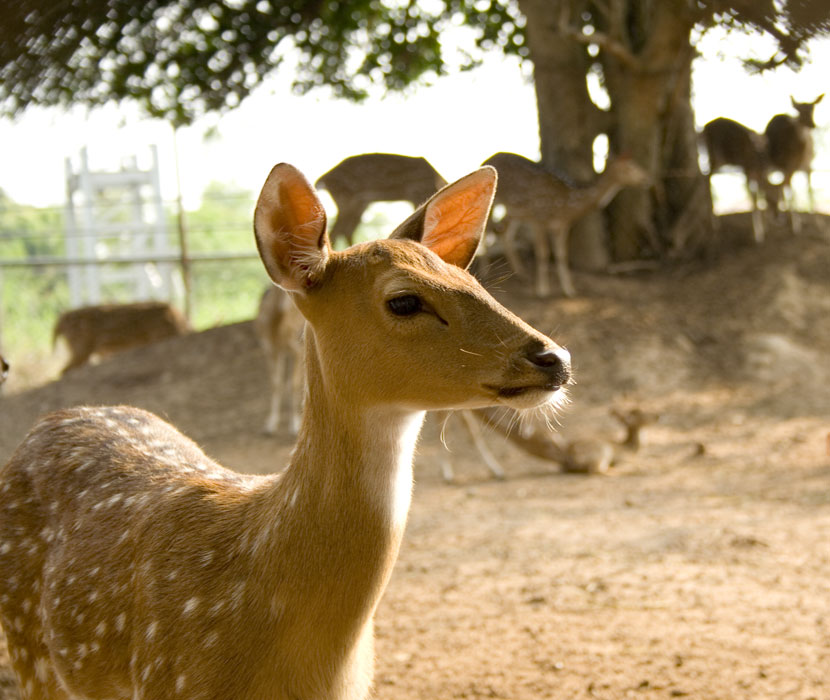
[517,0,712,268]
[600,0,709,260]
[519,0,610,271]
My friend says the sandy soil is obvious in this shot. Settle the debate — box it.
[0,214,828,699]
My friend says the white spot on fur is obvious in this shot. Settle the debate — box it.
[146,621,158,641]
[231,581,246,608]
[116,613,126,632]
[176,674,186,692]
[199,550,214,567]
[183,598,199,615]
[34,657,50,682]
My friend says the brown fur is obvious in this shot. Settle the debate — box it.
[53,302,190,374]
[315,153,447,245]
[0,163,571,700]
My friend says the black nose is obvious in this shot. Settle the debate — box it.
[530,346,572,386]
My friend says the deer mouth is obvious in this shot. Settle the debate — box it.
[489,382,563,399]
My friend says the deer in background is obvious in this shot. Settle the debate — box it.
[0,162,571,700]
[471,405,658,475]
[702,116,779,243]
[53,301,190,374]
[764,94,824,234]
[483,152,650,298]
[254,285,306,435]
[314,153,447,245]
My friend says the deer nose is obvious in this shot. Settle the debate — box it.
[529,346,572,386]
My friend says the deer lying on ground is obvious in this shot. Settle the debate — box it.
[482,152,649,298]
[470,406,657,475]
[53,301,190,374]
[702,116,780,243]
[315,153,447,245]
[254,285,306,435]
[764,94,824,233]
[0,162,571,700]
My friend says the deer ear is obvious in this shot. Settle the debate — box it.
[390,166,496,270]
[254,163,331,292]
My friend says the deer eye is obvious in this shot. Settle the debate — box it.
[387,295,422,317]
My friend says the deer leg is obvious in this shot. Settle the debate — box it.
[458,410,505,480]
[748,178,765,244]
[263,351,285,435]
[805,168,815,212]
[785,179,801,235]
[550,225,576,298]
[432,411,457,483]
[531,223,552,298]
[503,218,527,277]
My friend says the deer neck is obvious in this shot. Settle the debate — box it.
[589,170,628,210]
[251,331,423,628]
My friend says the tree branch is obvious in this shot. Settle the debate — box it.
[556,14,641,69]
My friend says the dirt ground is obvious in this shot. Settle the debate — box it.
[0,214,829,699]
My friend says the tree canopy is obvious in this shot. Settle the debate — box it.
[3,0,827,127]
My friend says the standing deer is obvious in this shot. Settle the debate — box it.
[764,94,824,233]
[483,152,650,298]
[702,116,776,242]
[254,285,306,435]
[0,162,571,700]
[315,153,447,245]
[53,301,190,374]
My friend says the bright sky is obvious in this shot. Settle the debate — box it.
[0,26,827,210]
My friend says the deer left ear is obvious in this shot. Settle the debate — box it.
[390,167,496,270]
[254,163,331,292]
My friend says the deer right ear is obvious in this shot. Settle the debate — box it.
[390,166,496,270]
[254,164,331,292]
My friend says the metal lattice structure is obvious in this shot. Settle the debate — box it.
[64,145,177,307]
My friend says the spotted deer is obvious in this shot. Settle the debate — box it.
[702,116,778,243]
[764,94,824,233]
[254,285,306,435]
[53,301,190,375]
[315,153,447,245]
[482,152,649,297]
[0,163,571,700]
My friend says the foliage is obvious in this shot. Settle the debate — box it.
[0,191,69,356]
[2,0,827,127]
[0,0,526,126]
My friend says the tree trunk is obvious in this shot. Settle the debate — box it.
[519,0,610,271]
[600,0,709,261]
[517,0,712,268]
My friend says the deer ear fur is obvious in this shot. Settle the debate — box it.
[254,163,331,292]
[390,167,496,270]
